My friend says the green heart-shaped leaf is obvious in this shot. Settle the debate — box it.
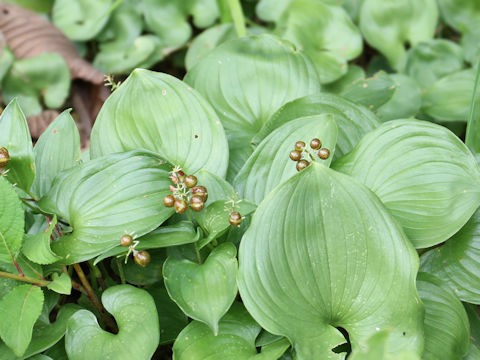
[65,285,159,360]
[404,39,465,89]
[90,69,228,177]
[359,0,438,69]
[238,162,424,359]
[0,177,24,264]
[420,206,480,303]
[52,0,114,41]
[0,285,44,357]
[38,150,173,264]
[47,273,72,295]
[422,68,476,122]
[437,0,480,33]
[0,99,35,192]
[22,215,60,265]
[2,54,70,117]
[31,110,81,199]
[417,273,470,360]
[184,34,321,178]
[235,114,337,204]
[333,119,480,248]
[276,0,362,84]
[164,242,238,335]
[254,93,380,160]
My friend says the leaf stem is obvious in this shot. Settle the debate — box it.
[0,231,23,276]
[116,258,126,284]
[194,242,203,265]
[227,0,247,37]
[0,271,49,286]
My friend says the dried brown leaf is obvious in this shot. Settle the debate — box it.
[27,109,59,139]
[0,3,104,84]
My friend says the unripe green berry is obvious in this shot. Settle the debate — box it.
[191,185,208,202]
[289,150,302,161]
[134,250,151,267]
[0,147,10,169]
[296,160,310,172]
[318,148,330,160]
[174,199,188,213]
[120,234,133,247]
[229,211,242,226]
[295,141,306,151]
[163,195,175,207]
[190,195,204,212]
[185,175,198,188]
[310,138,321,150]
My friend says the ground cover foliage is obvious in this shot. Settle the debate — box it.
[0,0,480,359]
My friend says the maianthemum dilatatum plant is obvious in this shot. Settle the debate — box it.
[2,6,480,360]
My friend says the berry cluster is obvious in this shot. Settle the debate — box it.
[163,167,208,213]
[289,138,330,171]
[120,234,150,267]
[0,147,10,169]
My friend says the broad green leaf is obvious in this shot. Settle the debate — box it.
[359,0,438,69]
[339,71,396,112]
[116,248,166,286]
[349,329,420,360]
[2,0,53,12]
[465,343,480,360]
[333,119,480,248]
[324,65,366,94]
[376,74,422,121]
[0,47,14,84]
[0,256,42,299]
[0,303,80,359]
[164,242,238,335]
[195,199,257,248]
[404,39,465,89]
[0,285,44,357]
[422,68,477,122]
[147,284,188,345]
[255,0,292,22]
[43,339,68,360]
[276,0,363,84]
[94,35,163,75]
[22,215,60,265]
[32,110,80,198]
[465,303,480,349]
[140,0,218,49]
[253,93,380,160]
[47,273,71,295]
[38,150,173,264]
[65,285,159,360]
[52,0,114,41]
[195,169,237,203]
[417,273,470,360]
[94,221,199,264]
[437,0,480,33]
[235,115,338,204]
[90,69,229,177]
[0,99,35,192]
[0,177,24,264]
[238,163,424,359]
[2,54,70,117]
[184,34,321,178]
[420,207,480,303]
[462,26,480,66]
[465,52,480,153]
[173,302,264,360]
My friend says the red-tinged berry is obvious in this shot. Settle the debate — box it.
[163,195,175,207]
[310,138,321,150]
[177,170,185,177]
[229,211,242,226]
[191,185,208,202]
[169,174,178,184]
[289,150,302,161]
[0,147,9,169]
[190,195,204,212]
[120,234,133,247]
[169,185,176,192]
[296,160,310,171]
[295,141,306,151]
[185,175,198,188]
[174,199,188,213]
[318,148,330,160]
[134,250,151,267]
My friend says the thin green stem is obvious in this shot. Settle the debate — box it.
[216,0,232,23]
[116,258,126,284]
[227,0,247,37]
[194,242,203,265]
[0,271,49,286]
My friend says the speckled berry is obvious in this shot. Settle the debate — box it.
[289,150,302,161]
[191,185,208,202]
[120,234,133,247]
[174,199,188,213]
[296,160,310,172]
[163,195,175,207]
[0,147,9,169]
[229,211,242,226]
[185,175,198,188]
[134,250,151,267]
[295,141,306,151]
[190,195,204,212]
[310,138,321,150]
[318,148,330,160]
